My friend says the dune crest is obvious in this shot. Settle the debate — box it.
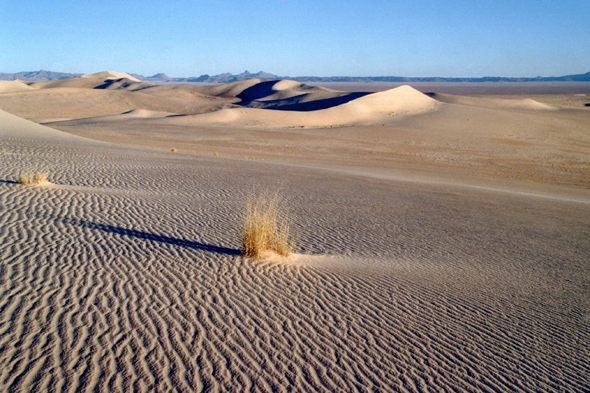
[46,109,178,124]
[0,108,82,140]
[81,71,141,82]
[205,79,264,97]
[165,85,439,128]
[0,80,34,93]
[428,92,558,111]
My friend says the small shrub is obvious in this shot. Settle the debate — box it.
[241,191,293,258]
[17,170,48,185]
[170,147,177,152]
[214,152,220,157]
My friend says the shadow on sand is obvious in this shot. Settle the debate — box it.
[235,80,371,112]
[0,179,18,184]
[66,219,241,256]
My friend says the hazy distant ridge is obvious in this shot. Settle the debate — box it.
[2,69,589,83]
[0,70,82,81]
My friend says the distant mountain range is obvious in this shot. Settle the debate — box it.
[131,70,281,83]
[0,70,83,81]
[2,69,590,83]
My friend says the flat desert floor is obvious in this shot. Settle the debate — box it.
[0,73,589,391]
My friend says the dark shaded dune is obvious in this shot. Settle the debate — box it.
[94,78,154,91]
[242,91,371,111]
[235,80,281,102]
[234,80,371,111]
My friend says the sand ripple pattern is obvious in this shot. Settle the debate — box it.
[0,133,589,392]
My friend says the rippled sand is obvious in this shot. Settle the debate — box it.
[0,107,589,391]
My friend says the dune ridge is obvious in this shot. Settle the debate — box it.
[2,73,587,189]
[81,71,141,82]
[164,85,440,127]
[427,92,558,111]
[0,108,82,140]
[0,80,33,93]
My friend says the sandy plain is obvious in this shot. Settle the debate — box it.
[0,72,589,391]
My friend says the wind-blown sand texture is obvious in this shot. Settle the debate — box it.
[0,74,589,391]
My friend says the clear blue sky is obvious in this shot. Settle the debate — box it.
[1,0,589,77]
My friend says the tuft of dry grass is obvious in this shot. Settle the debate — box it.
[241,191,293,258]
[170,147,177,152]
[17,170,48,185]
[214,152,220,157]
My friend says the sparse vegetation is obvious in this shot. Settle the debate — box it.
[170,147,177,152]
[241,191,293,258]
[214,152,220,157]
[17,170,48,185]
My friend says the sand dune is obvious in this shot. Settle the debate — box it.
[231,80,370,111]
[205,78,264,97]
[0,80,34,93]
[2,74,588,189]
[46,109,178,124]
[31,71,146,91]
[0,108,81,140]
[0,87,226,123]
[427,92,558,111]
[32,76,150,91]
[81,71,141,82]
[1,105,589,391]
[164,85,439,127]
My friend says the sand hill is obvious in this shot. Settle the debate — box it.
[81,71,141,82]
[2,73,588,188]
[427,92,558,111]
[164,85,440,127]
[0,80,34,93]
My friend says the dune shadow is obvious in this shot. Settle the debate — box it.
[65,219,241,256]
[236,80,281,103]
[585,103,590,107]
[94,78,138,90]
[235,80,371,112]
[256,92,370,112]
[0,179,18,184]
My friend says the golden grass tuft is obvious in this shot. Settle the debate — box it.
[170,147,177,152]
[214,152,220,157]
[241,192,293,258]
[17,170,48,185]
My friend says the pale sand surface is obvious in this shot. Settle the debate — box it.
[1,76,590,391]
[9,80,584,189]
[0,80,33,93]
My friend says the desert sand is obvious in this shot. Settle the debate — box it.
[0,73,589,391]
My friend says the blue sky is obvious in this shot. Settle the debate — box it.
[1,0,589,77]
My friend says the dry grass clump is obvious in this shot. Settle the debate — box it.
[170,147,177,152]
[17,170,48,185]
[241,192,293,258]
